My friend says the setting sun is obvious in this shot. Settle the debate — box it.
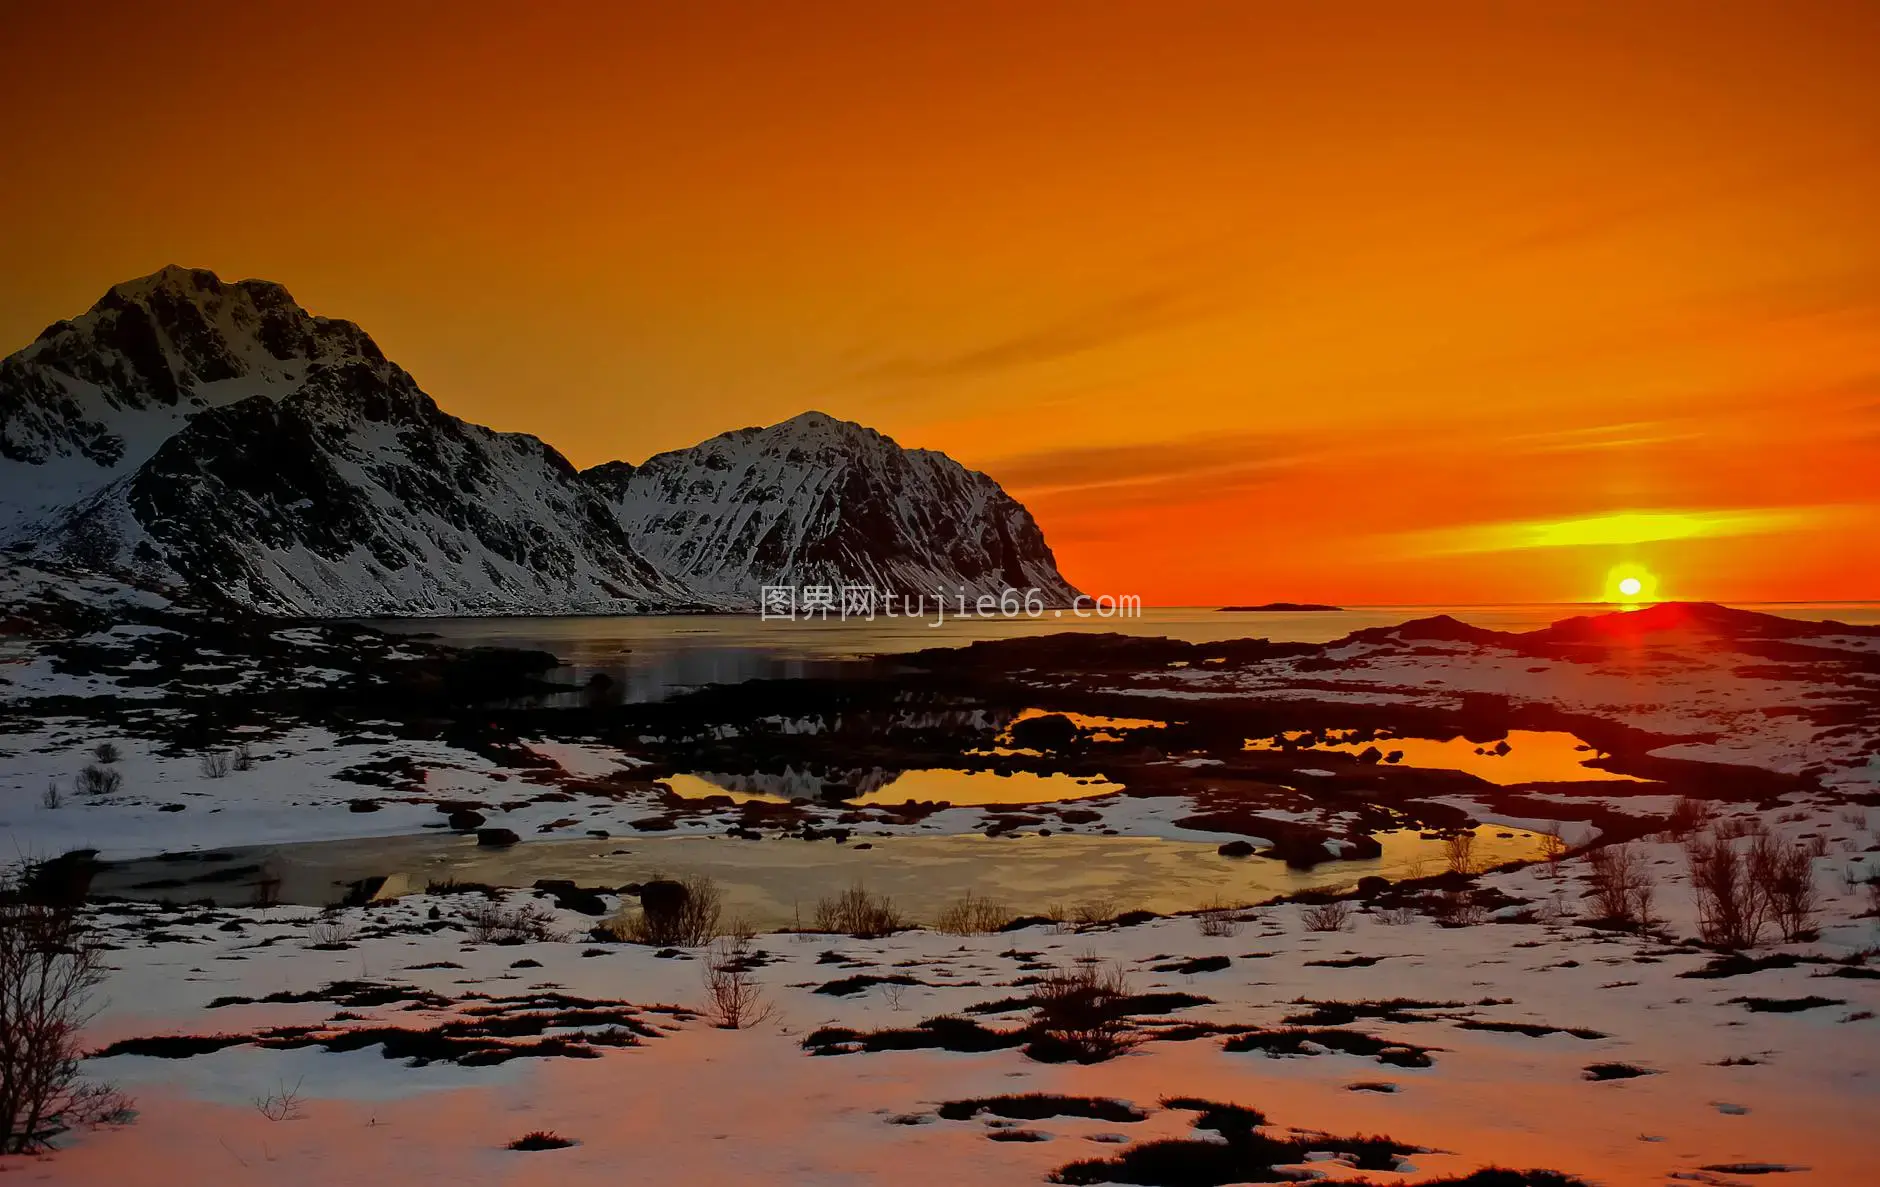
[1603,564,1659,604]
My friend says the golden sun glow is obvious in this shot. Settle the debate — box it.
[1604,564,1659,605]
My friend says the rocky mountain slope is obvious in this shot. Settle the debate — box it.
[1,268,1078,615]
[3,268,685,615]
[585,412,1078,608]
[0,266,381,539]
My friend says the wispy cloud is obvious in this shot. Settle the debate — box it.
[983,431,1299,495]
[1488,150,1866,259]
[851,281,1232,385]
[1395,506,1842,557]
[1501,419,1702,455]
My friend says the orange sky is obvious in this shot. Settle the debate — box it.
[4,2,1878,605]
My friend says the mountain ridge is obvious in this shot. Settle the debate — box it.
[584,409,1079,608]
[1,267,1079,616]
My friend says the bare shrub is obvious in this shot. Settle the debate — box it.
[1713,815,1758,841]
[1443,832,1478,876]
[466,900,567,945]
[304,915,356,949]
[1631,868,1658,928]
[75,765,120,797]
[1195,899,1242,938]
[1686,833,1768,948]
[1069,896,1121,929]
[1586,843,1656,928]
[1750,834,1819,943]
[1538,824,1567,876]
[0,888,132,1151]
[1029,959,1139,1062]
[40,783,60,811]
[934,892,1010,936]
[610,874,723,947]
[1301,900,1353,932]
[1665,795,1713,839]
[1431,890,1485,926]
[722,915,757,943]
[814,884,904,938]
[702,936,775,1029]
[1374,905,1418,926]
[1536,892,1577,927]
[199,751,232,779]
[90,743,120,765]
[232,742,255,772]
[253,1077,305,1122]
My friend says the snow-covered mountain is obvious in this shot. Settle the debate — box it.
[584,412,1080,608]
[4,268,686,615]
[0,266,381,539]
[2,268,1079,616]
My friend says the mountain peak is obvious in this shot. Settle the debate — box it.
[755,409,886,444]
[595,407,1079,607]
[101,263,228,301]
[775,409,848,430]
[93,265,298,317]
[2,267,386,539]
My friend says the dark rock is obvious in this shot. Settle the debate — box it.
[532,879,609,916]
[638,879,689,918]
[476,828,520,847]
[341,876,387,906]
[1009,713,1078,751]
[22,850,103,905]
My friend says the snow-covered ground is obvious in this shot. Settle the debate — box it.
[22,816,1880,1186]
[3,564,1877,1184]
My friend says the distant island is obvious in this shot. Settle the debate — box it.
[1219,602,1344,612]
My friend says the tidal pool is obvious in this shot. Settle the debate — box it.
[1246,728,1650,785]
[92,825,1552,926]
[662,768,1125,807]
[1002,708,1167,742]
